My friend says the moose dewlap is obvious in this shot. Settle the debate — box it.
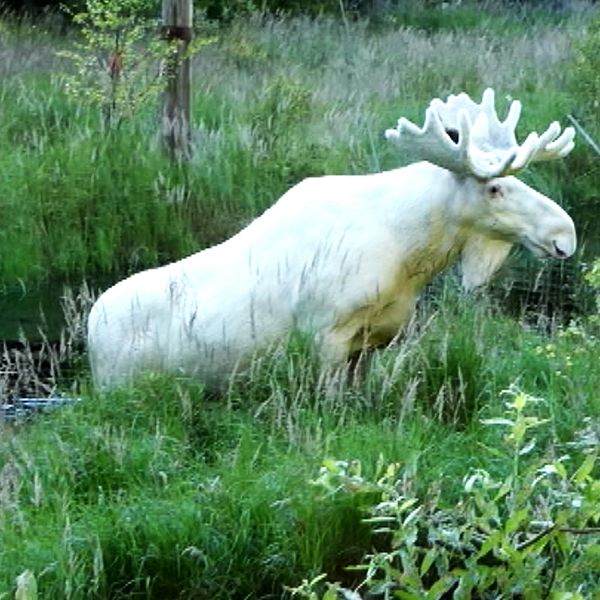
[87,88,576,388]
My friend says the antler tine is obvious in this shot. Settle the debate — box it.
[385,105,475,176]
[507,122,576,173]
[510,132,541,172]
[532,124,576,160]
[502,97,522,133]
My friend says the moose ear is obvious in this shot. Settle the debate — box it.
[460,235,513,291]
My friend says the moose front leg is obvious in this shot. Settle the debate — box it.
[319,322,364,368]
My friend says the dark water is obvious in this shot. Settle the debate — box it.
[0,278,94,401]
[0,280,69,342]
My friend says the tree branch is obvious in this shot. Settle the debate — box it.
[517,525,600,552]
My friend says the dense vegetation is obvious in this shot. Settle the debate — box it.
[2,296,600,598]
[0,2,598,289]
[1,2,600,598]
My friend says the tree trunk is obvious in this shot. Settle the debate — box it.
[161,0,193,160]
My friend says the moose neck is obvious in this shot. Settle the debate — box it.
[382,162,473,290]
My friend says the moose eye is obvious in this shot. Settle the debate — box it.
[488,183,502,196]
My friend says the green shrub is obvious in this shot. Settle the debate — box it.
[58,0,166,129]
[290,389,600,599]
[572,15,600,119]
[194,0,364,21]
[585,258,600,314]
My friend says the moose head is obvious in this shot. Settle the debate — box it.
[385,88,576,289]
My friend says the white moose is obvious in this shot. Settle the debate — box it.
[88,89,577,388]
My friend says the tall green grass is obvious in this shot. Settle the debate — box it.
[1,290,599,598]
[0,6,598,290]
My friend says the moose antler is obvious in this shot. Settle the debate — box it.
[385,88,575,179]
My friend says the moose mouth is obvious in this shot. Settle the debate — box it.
[525,240,569,260]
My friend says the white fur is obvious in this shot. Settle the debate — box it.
[87,161,576,388]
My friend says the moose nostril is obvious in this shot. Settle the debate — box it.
[553,241,567,258]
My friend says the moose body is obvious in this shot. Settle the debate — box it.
[88,90,577,388]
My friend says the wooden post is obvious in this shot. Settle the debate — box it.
[161,0,193,160]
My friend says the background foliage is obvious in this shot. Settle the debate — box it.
[0,2,598,294]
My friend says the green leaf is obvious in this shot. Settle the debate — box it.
[394,592,422,600]
[419,548,437,578]
[493,475,513,502]
[477,531,503,560]
[398,498,419,513]
[572,453,597,485]
[512,420,527,445]
[554,461,568,480]
[15,571,38,600]
[505,508,529,535]
[425,575,458,599]
[322,587,338,600]
[513,392,528,412]
[554,529,572,554]
[477,441,507,459]
[309,574,328,587]
[480,418,514,427]
[451,570,477,600]
[403,505,423,528]
[518,438,536,456]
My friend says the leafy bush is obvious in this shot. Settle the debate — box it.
[291,389,600,598]
[586,259,600,316]
[58,0,179,129]
[572,15,600,119]
[195,0,370,21]
[382,3,492,34]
